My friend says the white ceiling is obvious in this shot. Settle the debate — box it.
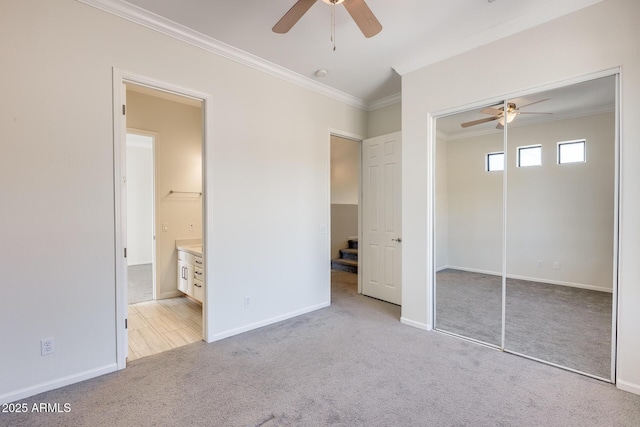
[92,0,603,107]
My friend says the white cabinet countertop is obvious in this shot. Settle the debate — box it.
[176,245,202,256]
[175,238,203,256]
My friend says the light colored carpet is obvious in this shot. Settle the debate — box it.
[128,264,153,304]
[435,269,612,379]
[505,277,612,378]
[3,271,639,426]
[436,269,503,345]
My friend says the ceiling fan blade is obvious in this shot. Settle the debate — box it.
[343,0,382,38]
[272,0,318,34]
[517,98,550,110]
[461,116,499,128]
[496,123,505,130]
[480,107,504,116]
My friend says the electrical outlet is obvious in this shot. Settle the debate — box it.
[162,223,169,232]
[553,261,561,270]
[537,260,543,268]
[244,297,251,308]
[41,337,55,355]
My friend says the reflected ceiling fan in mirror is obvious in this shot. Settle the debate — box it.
[272,0,382,40]
[461,99,552,129]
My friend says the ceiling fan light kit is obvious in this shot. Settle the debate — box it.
[461,99,552,129]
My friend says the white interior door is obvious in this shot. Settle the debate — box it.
[362,131,402,305]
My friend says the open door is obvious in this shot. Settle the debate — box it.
[118,82,129,362]
[362,131,402,305]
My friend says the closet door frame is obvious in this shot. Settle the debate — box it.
[430,68,620,384]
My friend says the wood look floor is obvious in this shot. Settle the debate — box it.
[128,297,202,361]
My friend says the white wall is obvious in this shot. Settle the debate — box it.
[126,90,203,299]
[330,135,360,205]
[0,0,366,403]
[368,102,401,138]
[126,134,153,266]
[401,0,640,394]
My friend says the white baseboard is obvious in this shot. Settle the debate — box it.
[127,261,152,266]
[0,364,118,405]
[207,301,331,343]
[617,379,640,396]
[435,265,448,272]
[507,273,612,293]
[445,265,502,276]
[401,317,431,331]
[442,265,612,293]
[157,290,183,299]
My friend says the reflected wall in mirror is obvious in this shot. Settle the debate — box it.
[434,106,505,346]
[504,76,616,380]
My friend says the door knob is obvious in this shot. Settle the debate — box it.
[392,237,402,242]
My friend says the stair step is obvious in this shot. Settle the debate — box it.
[348,238,358,250]
[331,258,358,274]
[339,248,358,261]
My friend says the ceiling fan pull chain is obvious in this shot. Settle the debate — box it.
[331,3,336,51]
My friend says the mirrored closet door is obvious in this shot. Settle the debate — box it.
[503,76,617,380]
[433,74,617,381]
[434,104,506,347]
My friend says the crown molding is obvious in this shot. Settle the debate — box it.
[435,130,449,141]
[77,0,369,111]
[393,0,604,76]
[439,104,614,141]
[367,93,402,111]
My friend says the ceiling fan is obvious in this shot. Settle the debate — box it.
[461,99,552,129]
[272,0,382,38]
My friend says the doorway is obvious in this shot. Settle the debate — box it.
[330,134,362,299]
[113,69,213,369]
[330,134,361,287]
[329,131,403,306]
[124,84,204,361]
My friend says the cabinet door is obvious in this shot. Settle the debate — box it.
[177,261,188,293]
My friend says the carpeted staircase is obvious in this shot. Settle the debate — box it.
[331,237,358,274]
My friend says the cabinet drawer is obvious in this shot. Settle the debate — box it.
[193,279,204,303]
[193,256,204,268]
[194,266,204,281]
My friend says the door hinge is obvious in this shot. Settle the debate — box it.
[124,248,127,258]
[122,104,126,115]
[125,318,128,329]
